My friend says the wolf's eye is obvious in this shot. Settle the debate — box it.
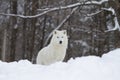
[61,36,63,38]
[57,36,59,38]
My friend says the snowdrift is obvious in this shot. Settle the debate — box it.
[0,49,120,80]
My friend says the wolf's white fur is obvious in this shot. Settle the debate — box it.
[36,30,68,65]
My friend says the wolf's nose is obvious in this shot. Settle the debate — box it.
[59,41,62,44]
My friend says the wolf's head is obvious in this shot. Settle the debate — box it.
[50,30,68,48]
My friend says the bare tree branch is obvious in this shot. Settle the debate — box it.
[43,7,78,47]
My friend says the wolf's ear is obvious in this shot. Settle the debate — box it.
[53,30,58,34]
[63,30,67,34]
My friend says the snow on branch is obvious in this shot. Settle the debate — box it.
[37,3,80,12]
[105,17,120,32]
[103,8,120,32]
[86,0,108,5]
[0,3,81,19]
[38,0,108,11]
[87,10,104,17]
[86,7,120,32]
[0,12,52,19]
[0,13,27,18]
[0,0,108,19]
[102,7,115,15]
[43,7,78,47]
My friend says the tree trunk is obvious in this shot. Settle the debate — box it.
[1,29,7,61]
[9,0,18,61]
[30,0,38,62]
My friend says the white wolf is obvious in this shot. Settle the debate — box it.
[36,30,68,65]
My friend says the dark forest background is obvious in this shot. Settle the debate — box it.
[0,0,120,63]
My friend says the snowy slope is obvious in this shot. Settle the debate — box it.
[0,49,120,80]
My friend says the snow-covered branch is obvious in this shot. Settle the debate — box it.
[105,17,120,32]
[87,10,104,17]
[38,0,108,11]
[0,12,52,19]
[43,7,78,46]
[37,3,80,12]
[86,0,108,5]
[86,7,120,32]
[102,8,115,15]
[103,8,120,32]
[0,0,108,19]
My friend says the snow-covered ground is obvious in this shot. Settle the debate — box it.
[0,49,120,80]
